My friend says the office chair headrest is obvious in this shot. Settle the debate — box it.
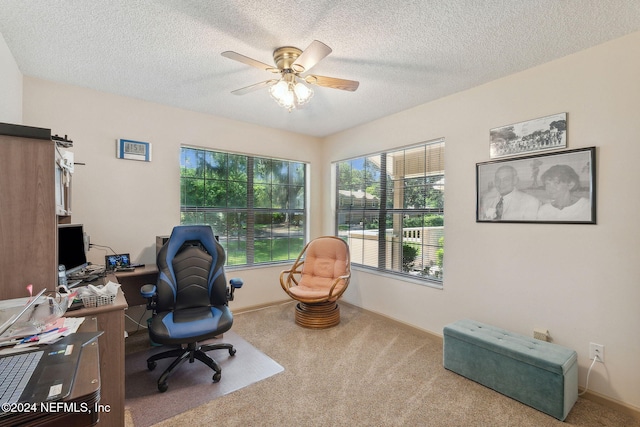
[159,226,224,297]
[165,226,218,264]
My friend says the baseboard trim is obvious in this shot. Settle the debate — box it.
[234,299,294,315]
[340,301,444,342]
[579,389,640,421]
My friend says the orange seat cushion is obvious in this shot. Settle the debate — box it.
[290,237,349,300]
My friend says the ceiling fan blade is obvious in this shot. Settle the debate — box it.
[221,51,279,73]
[231,79,279,95]
[304,75,359,92]
[291,40,332,73]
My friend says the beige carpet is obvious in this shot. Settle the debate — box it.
[127,301,639,427]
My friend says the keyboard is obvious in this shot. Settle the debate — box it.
[0,351,44,407]
[68,274,99,284]
[68,279,83,288]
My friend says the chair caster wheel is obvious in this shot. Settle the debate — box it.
[212,372,221,383]
[147,360,157,371]
[158,382,168,393]
[229,348,236,356]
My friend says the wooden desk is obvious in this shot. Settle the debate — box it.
[0,319,101,427]
[67,289,128,427]
[115,265,158,307]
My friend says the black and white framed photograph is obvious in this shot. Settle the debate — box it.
[476,147,596,224]
[490,112,567,159]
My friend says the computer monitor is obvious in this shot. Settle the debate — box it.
[58,224,88,276]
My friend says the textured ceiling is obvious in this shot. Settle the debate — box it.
[1,1,640,137]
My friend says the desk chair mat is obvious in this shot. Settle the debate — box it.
[124,330,283,427]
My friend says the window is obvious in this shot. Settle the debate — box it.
[335,139,444,283]
[180,147,306,266]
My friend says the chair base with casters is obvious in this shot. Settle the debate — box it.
[146,341,236,393]
[295,301,340,329]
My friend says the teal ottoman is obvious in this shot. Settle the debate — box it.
[443,319,578,421]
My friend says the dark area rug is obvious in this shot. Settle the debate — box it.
[124,331,283,427]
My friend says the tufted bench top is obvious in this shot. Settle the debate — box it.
[443,319,577,375]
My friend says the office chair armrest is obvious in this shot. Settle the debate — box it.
[141,284,157,298]
[141,284,157,310]
[227,278,243,301]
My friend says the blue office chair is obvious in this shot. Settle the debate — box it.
[141,225,243,392]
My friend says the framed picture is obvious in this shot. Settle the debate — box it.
[116,139,152,162]
[490,112,567,158]
[476,147,596,224]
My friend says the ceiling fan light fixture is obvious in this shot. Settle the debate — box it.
[223,40,358,111]
[269,79,289,99]
[294,81,313,104]
[269,79,295,110]
[269,77,314,112]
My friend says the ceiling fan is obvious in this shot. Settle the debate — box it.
[221,40,359,111]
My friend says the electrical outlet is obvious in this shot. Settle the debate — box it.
[589,342,604,363]
[533,328,550,341]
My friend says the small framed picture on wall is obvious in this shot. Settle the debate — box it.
[116,139,152,162]
[490,112,567,159]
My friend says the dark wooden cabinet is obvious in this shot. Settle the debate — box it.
[0,122,57,300]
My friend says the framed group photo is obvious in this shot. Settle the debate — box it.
[476,147,596,224]
[490,112,567,159]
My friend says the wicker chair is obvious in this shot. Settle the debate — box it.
[279,236,351,328]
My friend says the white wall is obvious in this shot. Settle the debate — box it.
[323,31,640,410]
[0,32,22,124]
[22,78,322,309]
[18,30,640,410]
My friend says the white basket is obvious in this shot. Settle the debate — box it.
[81,294,116,308]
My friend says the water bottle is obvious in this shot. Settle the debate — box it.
[58,264,67,287]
